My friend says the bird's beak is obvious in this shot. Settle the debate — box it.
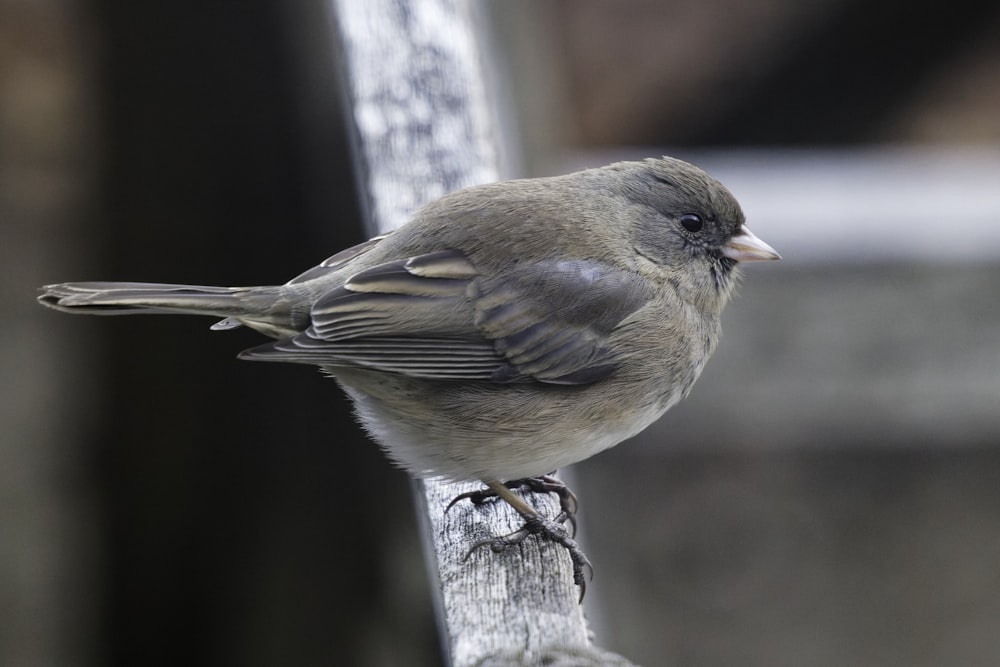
[721,226,781,262]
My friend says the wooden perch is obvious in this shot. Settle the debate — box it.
[329,0,638,664]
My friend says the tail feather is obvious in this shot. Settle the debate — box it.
[38,282,252,317]
[38,281,298,338]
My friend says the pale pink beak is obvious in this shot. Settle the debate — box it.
[721,226,781,262]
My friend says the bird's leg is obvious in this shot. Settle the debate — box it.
[445,474,579,533]
[448,477,593,601]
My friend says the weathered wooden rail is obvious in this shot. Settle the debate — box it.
[330,1,636,664]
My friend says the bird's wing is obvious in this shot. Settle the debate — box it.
[240,249,652,386]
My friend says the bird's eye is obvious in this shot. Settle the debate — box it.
[679,213,703,233]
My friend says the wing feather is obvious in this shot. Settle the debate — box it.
[241,249,653,386]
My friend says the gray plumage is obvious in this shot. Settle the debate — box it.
[39,157,779,482]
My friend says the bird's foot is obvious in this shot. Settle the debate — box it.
[467,511,594,602]
[445,474,579,535]
[447,475,592,601]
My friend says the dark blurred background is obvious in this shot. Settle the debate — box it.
[5,1,1000,666]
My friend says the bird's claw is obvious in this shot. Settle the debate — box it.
[462,500,594,602]
[449,475,592,600]
[445,474,580,536]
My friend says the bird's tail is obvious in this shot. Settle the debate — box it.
[38,282,296,337]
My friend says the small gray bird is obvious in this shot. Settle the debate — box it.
[39,156,779,596]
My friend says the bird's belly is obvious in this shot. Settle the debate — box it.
[334,369,681,482]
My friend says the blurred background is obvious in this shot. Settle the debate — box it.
[5,0,1000,665]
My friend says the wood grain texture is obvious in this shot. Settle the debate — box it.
[330,1,633,664]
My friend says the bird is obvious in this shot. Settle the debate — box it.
[39,156,780,597]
